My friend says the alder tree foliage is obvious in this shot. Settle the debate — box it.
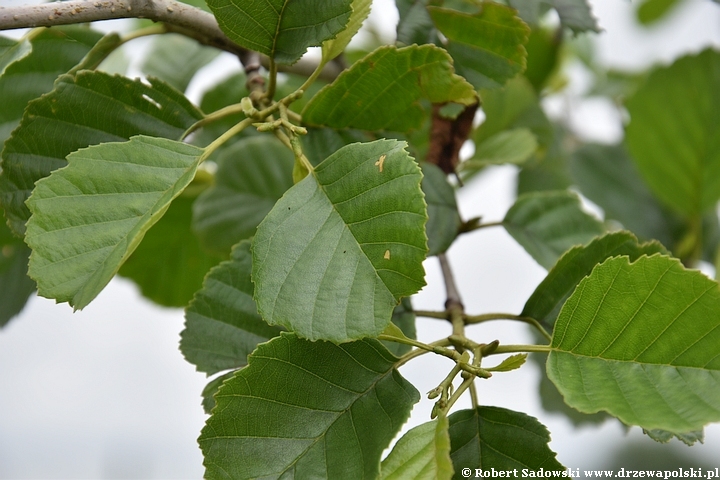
[1,0,720,477]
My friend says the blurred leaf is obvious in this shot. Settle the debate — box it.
[303,45,476,131]
[68,33,123,75]
[625,49,720,217]
[180,240,282,375]
[26,137,206,309]
[381,416,453,480]
[0,216,35,327]
[523,231,667,332]
[0,35,31,76]
[0,71,202,236]
[503,190,605,269]
[199,333,420,479]
[396,0,438,46]
[548,255,720,433]
[637,0,682,25]
[461,128,538,177]
[302,127,370,166]
[253,140,427,342]
[422,163,461,256]
[322,0,372,63]
[643,428,704,446]
[141,34,220,92]
[0,27,102,149]
[448,406,564,474]
[547,0,600,34]
[524,27,561,92]
[193,72,252,149]
[382,297,417,357]
[118,192,223,307]
[207,0,352,64]
[516,126,572,194]
[428,4,530,90]
[192,136,294,254]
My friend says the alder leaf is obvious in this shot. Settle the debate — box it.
[548,254,720,433]
[322,0,372,63]
[200,371,234,414]
[460,128,538,179]
[422,163,461,256]
[547,0,600,34]
[192,136,294,254]
[489,353,527,372]
[382,297,417,357]
[522,231,667,332]
[199,333,420,479]
[0,27,102,150]
[0,35,31,76]
[448,406,564,473]
[0,70,202,236]
[503,190,605,269]
[253,139,427,343]
[380,416,453,480]
[25,136,206,309]
[141,34,220,92]
[625,49,720,217]
[303,45,476,132]
[428,3,530,90]
[181,240,283,376]
[207,0,353,64]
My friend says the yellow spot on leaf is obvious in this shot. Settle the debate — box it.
[375,154,386,172]
[384,250,390,260]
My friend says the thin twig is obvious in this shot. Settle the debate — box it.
[465,313,552,342]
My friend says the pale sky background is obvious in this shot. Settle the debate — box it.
[1,0,720,478]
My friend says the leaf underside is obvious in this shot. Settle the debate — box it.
[548,254,720,433]
[381,416,453,480]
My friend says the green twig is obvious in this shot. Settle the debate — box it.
[395,338,453,367]
[489,344,551,355]
[465,313,552,342]
[203,117,254,157]
[413,310,449,320]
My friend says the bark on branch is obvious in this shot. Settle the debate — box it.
[0,0,342,80]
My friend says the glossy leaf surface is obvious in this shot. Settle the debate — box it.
[625,49,720,216]
[303,45,476,131]
[448,406,564,475]
[181,240,282,375]
[199,333,420,479]
[503,191,605,269]
[192,136,294,254]
[0,71,202,236]
[548,255,720,433]
[428,4,529,90]
[207,0,352,64]
[25,136,206,309]
[381,416,453,480]
[422,163,461,256]
[253,139,427,342]
[522,231,666,332]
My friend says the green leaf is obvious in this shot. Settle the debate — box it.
[522,231,667,332]
[67,33,123,76]
[253,139,427,342]
[302,127,370,166]
[0,35,31,76]
[548,254,720,433]
[503,190,605,269]
[382,297,417,357]
[0,217,35,327]
[396,0,438,47]
[207,0,353,65]
[322,0,372,63]
[141,34,220,92]
[570,144,680,247]
[200,371,234,414]
[546,0,600,34]
[181,240,283,375]
[460,128,537,176]
[303,45,476,132]
[637,0,682,25]
[0,27,102,149]
[117,192,223,307]
[381,416,453,480]
[192,136,294,254]
[625,48,720,216]
[428,4,530,90]
[643,428,704,446]
[0,70,203,236]
[422,163,461,256]
[524,27,562,92]
[25,136,206,309]
[488,353,527,372]
[199,332,420,479]
[447,406,564,474]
